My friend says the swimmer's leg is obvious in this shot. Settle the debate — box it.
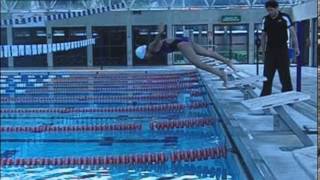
[177,42,228,86]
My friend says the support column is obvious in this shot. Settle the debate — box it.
[86,25,93,67]
[46,26,53,67]
[167,12,173,65]
[296,22,303,92]
[308,19,315,67]
[127,24,133,66]
[208,23,213,51]
[7,25,13,68]
[313,18,317,66]
[248,22,255,64]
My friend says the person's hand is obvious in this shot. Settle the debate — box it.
[295,47,300,57]
[158,23,165,34]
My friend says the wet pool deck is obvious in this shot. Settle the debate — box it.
[1,65,317,180]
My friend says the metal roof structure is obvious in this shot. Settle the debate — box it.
[0,0,312,12]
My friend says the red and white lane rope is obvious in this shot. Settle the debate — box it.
[26,84,203,92]
[150,117,215,130]
[0,146,227,167]
[1,124,142,133]
[1,91,204,103]
[1,102,209,114]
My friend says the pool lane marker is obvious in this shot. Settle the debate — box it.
[150,118,215,130]
[25,83,203,91]
[28,79,37,82]
[34,83,44,87]
[1,123,142,133]
[0,93,203,103]
[0,146,227,167]
[0,117,215,133]
[15,89,26,94]
[1,102,209,114]
[1,136,178,146]
[1,84,8,88]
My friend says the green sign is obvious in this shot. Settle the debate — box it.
[221,15,241,23]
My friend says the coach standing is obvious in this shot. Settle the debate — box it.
[260,0,300,96]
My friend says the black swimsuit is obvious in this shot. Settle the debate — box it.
[151,37,189,56]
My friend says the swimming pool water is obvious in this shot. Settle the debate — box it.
[0,70,244,179]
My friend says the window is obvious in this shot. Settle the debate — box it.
[13,28,47,67]
[92,26,127,66]
[52,27,87,67]
[172,24,208,65]
[213,24,249,63]
[132,25,167,66]
[0,28,8,67]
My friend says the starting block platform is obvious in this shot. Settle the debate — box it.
[227,75,267,88]
[241,91,310,111]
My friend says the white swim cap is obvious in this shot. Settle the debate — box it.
[135,45,147,59]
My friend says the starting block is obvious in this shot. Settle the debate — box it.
[241,91,310,111]
[227,75,267,88]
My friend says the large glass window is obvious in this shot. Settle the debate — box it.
[172,24,208,65]
[92,26,127,66]
[52,27,87,67]
[0,28,8,68]
[13,28,47,67]
[132,25,167,66]
[213,24,249,63]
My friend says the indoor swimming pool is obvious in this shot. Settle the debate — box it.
[0,69,246,179]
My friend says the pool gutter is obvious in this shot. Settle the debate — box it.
[199,72,277,180]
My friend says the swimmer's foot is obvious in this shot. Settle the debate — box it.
[220,71,228,88]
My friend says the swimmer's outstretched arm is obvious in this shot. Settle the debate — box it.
[148,23,165,53]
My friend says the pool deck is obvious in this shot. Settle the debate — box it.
[0,65,317,180]
[200,64,317,180]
